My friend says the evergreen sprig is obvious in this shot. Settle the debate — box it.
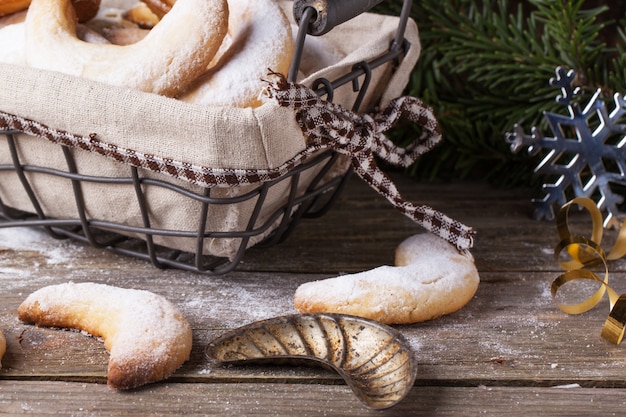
[375,0,626,186]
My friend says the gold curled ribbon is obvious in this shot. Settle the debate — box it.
[552,197,626,344]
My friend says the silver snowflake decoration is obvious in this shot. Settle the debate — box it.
[506,66,626,228]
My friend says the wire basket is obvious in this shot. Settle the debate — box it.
[0,0,417,274]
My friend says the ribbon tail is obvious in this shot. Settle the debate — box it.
[352,152,475,251]
[266,72,475,249]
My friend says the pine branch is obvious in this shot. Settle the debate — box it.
[375,0,626,186]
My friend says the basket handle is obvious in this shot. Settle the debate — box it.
[288,0,413,83]
[293,0,386,36]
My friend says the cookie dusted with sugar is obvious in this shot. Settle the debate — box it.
[24,0,229,97]
[294,233,480,324]
[18,282,193,389]
[178,0,294,107]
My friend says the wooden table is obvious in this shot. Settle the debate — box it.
[1,173,626,416]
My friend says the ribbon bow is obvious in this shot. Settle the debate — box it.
[266,73,475,251]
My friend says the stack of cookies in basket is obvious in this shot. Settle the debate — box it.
[0,0,294,107]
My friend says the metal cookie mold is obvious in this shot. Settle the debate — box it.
[206,313,418,409]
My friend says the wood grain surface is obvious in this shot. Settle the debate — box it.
[1,174,625,416]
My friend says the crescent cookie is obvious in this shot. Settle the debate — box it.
[17,282,193,390]
[178,0,294,107]
[294,233,480,324]
[24,0,229,97]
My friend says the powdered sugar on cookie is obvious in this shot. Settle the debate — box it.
[18,282,193,389]
[294,233,480,324]
[178,0,294,107]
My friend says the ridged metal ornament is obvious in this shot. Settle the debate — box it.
[206,313,418,409]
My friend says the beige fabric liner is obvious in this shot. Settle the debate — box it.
[0,1,421,259]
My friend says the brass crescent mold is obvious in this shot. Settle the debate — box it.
[206,313,418,409]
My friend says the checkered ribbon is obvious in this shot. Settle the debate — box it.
[0,75,474,251]
[266,74,475,250]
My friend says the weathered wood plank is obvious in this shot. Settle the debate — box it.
[2,178,626,416]
[0,176,617,275]
[1,381,624,416]
[238,176,616,274]
[2,266,626,387]
[0,176,602,275]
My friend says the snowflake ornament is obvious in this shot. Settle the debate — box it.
[506,66,626,228]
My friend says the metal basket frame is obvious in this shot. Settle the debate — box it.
[0,0,414,275]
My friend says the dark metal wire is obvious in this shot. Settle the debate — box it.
[0,0,414,275]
